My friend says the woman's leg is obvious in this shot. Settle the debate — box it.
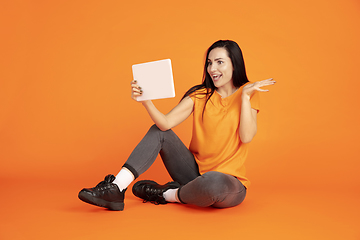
[79,124,199,210]
[178,171,247,208]
[123,124,200,185]
[128,126,246,208]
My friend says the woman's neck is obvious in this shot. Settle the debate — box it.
[216,85,238,98]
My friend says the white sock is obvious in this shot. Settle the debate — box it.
[163,188,180,203]
[113,168,134,191]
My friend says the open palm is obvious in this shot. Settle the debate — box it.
[242,78,276,97]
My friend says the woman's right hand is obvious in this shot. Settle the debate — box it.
[131,80,143,101]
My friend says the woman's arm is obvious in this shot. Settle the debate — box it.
[142,97,194,131]
[131,80,194,131]
[239,78,275,143]
[239,96,258,143]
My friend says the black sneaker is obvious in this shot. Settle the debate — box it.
[78,174,125,211]
[132,180,180,205]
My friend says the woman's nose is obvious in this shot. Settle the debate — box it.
[209,64,217,72]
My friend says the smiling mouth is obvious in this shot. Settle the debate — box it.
[212,74,222,81]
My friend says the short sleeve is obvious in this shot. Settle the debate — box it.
[189,91,197,102]
[188,88,207,102]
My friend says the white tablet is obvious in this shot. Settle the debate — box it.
[132,59,175,101]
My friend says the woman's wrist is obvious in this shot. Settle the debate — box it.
[141,100,154,110]
[241,93,251,101]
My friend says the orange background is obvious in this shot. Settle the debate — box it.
[1,0,359,239]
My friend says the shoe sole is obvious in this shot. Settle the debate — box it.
[78,191,124,211]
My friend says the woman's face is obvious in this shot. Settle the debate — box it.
[207,47,234,89]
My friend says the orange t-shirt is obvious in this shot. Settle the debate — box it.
[189,83,260,188]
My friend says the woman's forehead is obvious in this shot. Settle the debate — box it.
[208,48,229,60]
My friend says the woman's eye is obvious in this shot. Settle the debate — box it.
[218,61,223,64]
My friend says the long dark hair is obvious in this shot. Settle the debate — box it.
[181,40,249,115]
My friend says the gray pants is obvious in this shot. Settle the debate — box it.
[123,125,246,208]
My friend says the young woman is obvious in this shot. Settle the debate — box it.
[78,40,275,211]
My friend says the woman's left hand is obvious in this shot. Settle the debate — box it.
[242,78,276,99]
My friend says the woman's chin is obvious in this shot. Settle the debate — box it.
[212,81,221,88]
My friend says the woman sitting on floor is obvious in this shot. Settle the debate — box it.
[78,39,275,210]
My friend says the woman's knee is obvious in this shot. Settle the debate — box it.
[149,124,173,134]
[199,171,234,194]
[147,124,164,138]
[149,124,160,132]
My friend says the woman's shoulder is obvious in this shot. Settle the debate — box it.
[189,87,208,98]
